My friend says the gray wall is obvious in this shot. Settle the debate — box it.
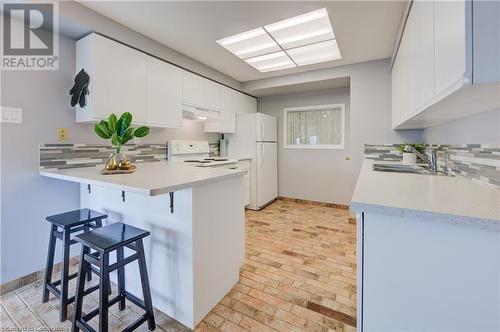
[422,108,500,144]
[0,34,218,284]
[258,60,422,205]
[259,89,352,204]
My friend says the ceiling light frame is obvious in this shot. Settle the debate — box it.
[216,8,341,72]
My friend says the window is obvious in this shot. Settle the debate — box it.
[283,104,345,149]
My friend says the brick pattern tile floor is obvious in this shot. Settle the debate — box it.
[0,200,357,331]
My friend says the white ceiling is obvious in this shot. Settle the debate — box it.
[78,1,405,83]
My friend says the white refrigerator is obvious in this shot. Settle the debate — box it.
[228,113,278,210]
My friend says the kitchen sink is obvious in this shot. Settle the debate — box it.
[372,163,453,176]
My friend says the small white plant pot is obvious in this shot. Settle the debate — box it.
[402,152,417,165]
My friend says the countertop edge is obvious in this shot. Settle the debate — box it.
[350,201,500,231]
[39,168,246,197]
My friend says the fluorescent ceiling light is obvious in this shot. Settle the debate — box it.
[244,51,296,72]
[265,8,328,32]
[217,28,266,46]
[197,116,207,120]
[216,8,341,72]
[276,28,332,46]
[245,51,287,63]
[235,42,277,57]
[287,40,341,66]
[217,27,280,59]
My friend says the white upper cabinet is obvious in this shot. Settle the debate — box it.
[391,33,408,128]
[182,71,220,111]
[76,33,147,124]
[146,57,183,128]
[391,0,500,129]
[406,0,434,117]
[205,86,257,133]
[75,33,256,131]
[434,0,467,94]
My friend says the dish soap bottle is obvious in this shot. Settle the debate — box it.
[219,134,227,157]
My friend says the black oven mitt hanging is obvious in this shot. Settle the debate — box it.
[69,69,90,108]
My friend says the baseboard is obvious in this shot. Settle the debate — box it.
[277,196,350,210]
[0,256,80,295]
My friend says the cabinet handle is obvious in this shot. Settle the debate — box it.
[169,192,174,213]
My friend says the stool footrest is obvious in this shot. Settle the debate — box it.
[122,315,149,332]
[51,272,78,287]
[81,294,123,322]
[68,283,101,305]
[108,253,139,272]
[123,290,147,311]
[75,318,94,332]
[46,283,61,299]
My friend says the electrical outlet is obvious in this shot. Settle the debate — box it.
[57,128,68,142]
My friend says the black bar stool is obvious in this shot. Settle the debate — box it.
[72,222,156,332]
[43,208,107,322]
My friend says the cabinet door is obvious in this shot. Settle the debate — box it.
[92,34,147,123]
[146,57,183,128]
[182,72,220,111]
[434,0,466,92]
[392,31,409,127]
[200,78,221,111]
[391,58,401,128]
[220,87,239,132]
[238,160,251,206]
[406,0,435,117]
[182,71,202,107]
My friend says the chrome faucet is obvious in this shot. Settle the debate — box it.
[407,145,438,172]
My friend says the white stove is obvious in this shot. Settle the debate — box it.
[168,140,238,169]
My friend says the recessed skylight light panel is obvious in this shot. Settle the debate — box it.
[216,8,341,72]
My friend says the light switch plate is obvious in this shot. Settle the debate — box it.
[0,107,23,124]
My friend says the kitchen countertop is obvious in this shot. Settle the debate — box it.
[39,161,246,196]
[227,156,251,161]
[351,160,500,228]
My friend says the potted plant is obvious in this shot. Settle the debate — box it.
[94,112,150,170]
[399,143,426,165]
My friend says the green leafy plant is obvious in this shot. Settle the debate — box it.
[94,112,150,153]
[399,143,426,154]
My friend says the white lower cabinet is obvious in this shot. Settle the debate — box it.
[238,159,251,206]
[359,212,499,331]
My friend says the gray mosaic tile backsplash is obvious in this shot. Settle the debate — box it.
[364,144,500,188]
[40,142,220,170]
[40,144,167,170]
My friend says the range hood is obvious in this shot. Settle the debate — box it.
[182,104,222,122]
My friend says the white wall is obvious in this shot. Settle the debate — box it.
[0,34,218,284]
[422,108,500,144]
[256,60,422,205]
